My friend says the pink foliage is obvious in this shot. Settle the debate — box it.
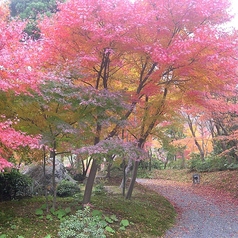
[0,120,41,170]
[38,0,238,97]
[0,157,12,171]
[0,120,40,149]
[0,0,237,168]
[73,138,148,161]
[0,13,46,92]
[0,9,44,170]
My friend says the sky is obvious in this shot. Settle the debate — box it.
[228,0,238,29]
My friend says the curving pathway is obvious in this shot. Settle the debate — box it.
[136,179,238,238]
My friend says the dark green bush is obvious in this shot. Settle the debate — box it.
[188,156,228,172]
[209,156,228,171]
[0,169,33,201]
[139,159,164,170]
[56,180,80,197]
[167,159,186,169]
[73,173,86,182]
[226,163,238,170]
[188,157,208,172]
[151,159,164,169]
[94,183,105,195]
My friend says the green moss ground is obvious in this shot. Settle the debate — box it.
[0,180,176,238]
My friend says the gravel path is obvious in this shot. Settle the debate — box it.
[136,179,238,238]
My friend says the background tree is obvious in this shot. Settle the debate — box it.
[0,4,43,170]
[9,0,61,39]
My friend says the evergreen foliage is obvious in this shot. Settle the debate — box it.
[188,155,229,172]
[56,180,80,197]
[9,0,61,39]
[0,169,33,201]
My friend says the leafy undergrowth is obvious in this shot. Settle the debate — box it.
[0,180,176,238]
[150,169,238,198]
[92,183,176,238]
[0,197,78,238]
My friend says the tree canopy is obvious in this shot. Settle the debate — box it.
[0,0,237,200]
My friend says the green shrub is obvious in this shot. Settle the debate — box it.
[139,159,164,170]
[188,157,209,172]
[226,163,238,170]
[58,206,106,238]
[94,183,105,195]
[188,156,228,172]
[56,180,80,197]
[0,169,33,201]
[209,156,228,171]
[167,159,186,169]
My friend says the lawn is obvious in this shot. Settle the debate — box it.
[151,169,238,198]
[2,169,237,237]
[0,179,176,238]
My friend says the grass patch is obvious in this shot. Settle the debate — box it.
[0,180,176,238]
[0,197,80,238]
[150,169,238,198]
[92,183,175,238]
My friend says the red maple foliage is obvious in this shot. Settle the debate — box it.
[0,6,42,170]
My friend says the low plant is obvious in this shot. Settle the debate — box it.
[119,219,130,230]
[56,180,80,197]
[92,186,176,237]
[58,206,132,238]
[137,169,153,178]
[91,209,131,234]
[93,182,105,195]
[0,234,51,238]
[58,206,106,238]
[35,204,72,220]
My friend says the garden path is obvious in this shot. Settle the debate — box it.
[136,179,238,238]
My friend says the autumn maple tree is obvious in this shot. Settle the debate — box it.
[0,5,44,170]
[178,86,238,160]
[33,0,238,203]
[0,0,237,204]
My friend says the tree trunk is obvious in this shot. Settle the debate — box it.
[80,156,93,178]
[125,88,168,199]
[164,156,169,169]
[105,155,116,178]
[119,158,133,189]
[148,149,152,171]
[187,115,205,160]
[43,146,49,212]
[82,158,98,205]
[125,160,139,199]
[51,141,57,210]
[122,159,126,196]
[82,123,101,205]
[106,162,112,178]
